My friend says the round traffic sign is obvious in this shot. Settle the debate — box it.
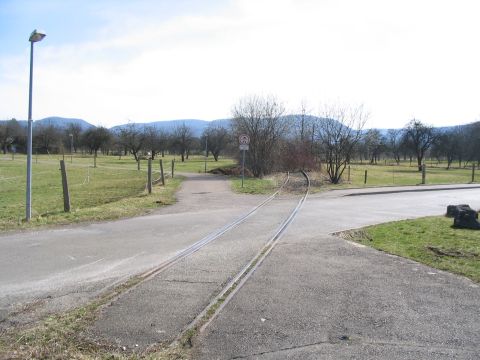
[239,134,250,145]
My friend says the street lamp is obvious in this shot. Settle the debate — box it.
[26,29,46,221]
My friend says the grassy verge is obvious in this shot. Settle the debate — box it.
[0,170,183,232]
[343,216,480,282]
[27,176,183,225]
[230,177,277,194]
[0,276,190,359]
[0,153,235,231]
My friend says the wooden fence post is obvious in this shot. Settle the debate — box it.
[160,159,165,185]
[147,159,152,194]
[60,160,71,212]
[171,160,175,178]
[364,170,367,184]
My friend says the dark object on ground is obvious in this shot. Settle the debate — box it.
[209,166,253,177]
[446,204,476,218]
[447,204,480,230]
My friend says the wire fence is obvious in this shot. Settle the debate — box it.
[340,163,476,187]
[0,157,153,227]
[1,155,476,227]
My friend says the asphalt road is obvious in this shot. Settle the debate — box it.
[1,175,479,360]
[90,191,302,351]
[0,173,266,324]
[194,185,480,359]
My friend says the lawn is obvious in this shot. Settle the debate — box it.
[344,216,480,282]
[230,161,477,195]
[308,161,476,191]
[230,177,277,194]
[0,153,234,231]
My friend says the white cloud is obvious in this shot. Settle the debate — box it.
[1,0,479,128]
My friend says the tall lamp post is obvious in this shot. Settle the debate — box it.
[26,29,46,221]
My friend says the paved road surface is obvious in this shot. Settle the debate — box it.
[1,175,479,359]
[0,173,266,324]
[194,185,480,359]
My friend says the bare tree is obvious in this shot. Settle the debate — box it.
[386,129,402,164]
[173,123,194,162]
[232,95,288,177]
[0,119,22,154]
[81,127,111,156]
[465,122,480,166]
[316,104,368,184]
[403,119,436,171]
[157,129,170,157]
[65,123,83,153]
[286,102,317,170]
[142,126,161,160]
[364,129,385,164]
[118,123,145,161]
[203,124,230,161]
[33,124,62,153]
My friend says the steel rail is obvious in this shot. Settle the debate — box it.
[138,172,291,280]
[178,171,310,340]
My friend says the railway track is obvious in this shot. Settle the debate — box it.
[139,172,291,280]
[91,171,310,352]
[180,171,310,339]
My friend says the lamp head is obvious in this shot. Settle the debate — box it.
[29,30,46,43]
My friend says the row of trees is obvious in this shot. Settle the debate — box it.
[360,120,480,170]
[231,95,480,182]
[0,119,233,162]
[2,95,479,183]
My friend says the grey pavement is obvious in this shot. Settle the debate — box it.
[2,176,480,360]
[194,187,480,359]
[90,193,302,351]
[0,173,266,324]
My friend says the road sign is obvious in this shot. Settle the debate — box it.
[239,134,250,145]
[239,144,249,151]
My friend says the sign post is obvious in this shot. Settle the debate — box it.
[239,134,250,188]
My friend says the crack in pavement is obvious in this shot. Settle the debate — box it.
[230,338,480,359]
[161,279,218,284]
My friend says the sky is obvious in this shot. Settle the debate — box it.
[1,0,479,129]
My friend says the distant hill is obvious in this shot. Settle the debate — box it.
[365,125,458,137]
[2,116,471,138]
[0,117,95,130]
[37,116,95,130]
[111,118,231,137]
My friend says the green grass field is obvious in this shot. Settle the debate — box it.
[0,153,235,231]
[345,216,480,282]
[1,154,476,230]
[231,177,277,194]
[308,161,477,190]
